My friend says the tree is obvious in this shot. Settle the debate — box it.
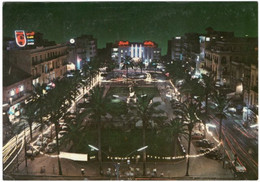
[164,118,187,156]
[21,101,37,141]
[134,94,166,176]
[171,99,201,176]
[212,93,230,142]
[44,79,78,175]
[121,56,133,79]
[82,86,110,174]
[201,73,215,114]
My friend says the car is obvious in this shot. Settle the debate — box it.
[26,146,40,157]
[45,142,56,153]
[231,161,246,178]
[192,132,204,140]
[195,139,214,148]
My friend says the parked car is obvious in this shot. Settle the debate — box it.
[26,145,40,157]
[192,132,204,140]
[45,142,56,153]
[199,148,222,160]
[195,139,214,148]
[232,161,246,179]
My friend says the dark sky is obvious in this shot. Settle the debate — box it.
[3,2,258,55]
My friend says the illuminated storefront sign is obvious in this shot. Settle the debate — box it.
[144,41,155,47]
[15,30,27,47]
[118,41,129,46]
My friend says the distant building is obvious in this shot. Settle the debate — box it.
[168,36,183,61]
[111,41,161,65]
[67,35,97,70]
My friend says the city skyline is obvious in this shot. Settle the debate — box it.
[3,2,258,54]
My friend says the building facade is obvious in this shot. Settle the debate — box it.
[68,35,97,70]
[111,41,161,65]
[6,44,68,86]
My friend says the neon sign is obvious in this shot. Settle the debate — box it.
[15,30,35,47]
[144,41,155,47]
[15,30,27,47]
[118,41,129,46]
[26,32,35,45]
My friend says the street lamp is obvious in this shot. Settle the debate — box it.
[88,144,148,179]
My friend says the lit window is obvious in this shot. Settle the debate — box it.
[10,90,15,96]
[206,37,210,41]
[113,48,118,51]
[121,50,123,53]
[19,85,24,92]
[175,37,181,39]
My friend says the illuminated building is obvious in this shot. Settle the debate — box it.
[68,35,97,70]
[6,44,68,86]
[3,64,32,105]
[168,36,183,61]
[111,41,161,65]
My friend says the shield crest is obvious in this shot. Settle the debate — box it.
[15,30,27,47]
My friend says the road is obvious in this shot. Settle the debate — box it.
[210,114,258,179]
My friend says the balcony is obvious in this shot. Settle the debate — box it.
[43,52,69,63]
[62,61,68,66]
[33,73,41,79]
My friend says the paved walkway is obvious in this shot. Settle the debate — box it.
[12,150,233,179]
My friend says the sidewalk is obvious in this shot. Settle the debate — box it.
[12,153,233,179]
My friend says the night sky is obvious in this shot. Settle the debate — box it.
[3,2,258,55]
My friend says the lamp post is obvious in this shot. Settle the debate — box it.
[88,144,148,180]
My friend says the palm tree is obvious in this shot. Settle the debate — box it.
[121,56,133,79]
[212,93,230,142]
[171,99,201,176]
[44,79,78,175]
[164,118,187,156]
[134,94,166,176]
[21,101,37,141]
[201,73,215,114]
[138,58,145,73]
[82,86,110,174]
[33,84,48,146]
[165,61,187,85]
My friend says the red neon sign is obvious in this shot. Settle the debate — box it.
[144,41,155,47]
[118,41,129,46]
[15,30,27,47]
[26,32,35,36]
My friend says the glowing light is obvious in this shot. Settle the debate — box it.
[15,30,27,47]
[10,90,15,96]
[206,37,210,41]
[139,44,142,58]
[175,37,181,39]
[135,44,138,58]
[19,85,24,92]
[70,38,75,44]
[88,144,99,151]
[137,146,148,151]
[118,41,129,46]
[250,124,258,128]
[144,41,155,47]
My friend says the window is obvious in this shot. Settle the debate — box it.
[32,57,34,63]
[42,65,44,73]
[10,89,15,96]
[36,56,38,61]
[40,55,42,61]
